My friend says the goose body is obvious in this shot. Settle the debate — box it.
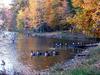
[31,51,59,57]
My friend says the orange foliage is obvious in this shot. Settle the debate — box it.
[17,0,67,29]
[68,0,100,37]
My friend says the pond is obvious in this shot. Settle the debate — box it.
[16,33,75,71]
[0,32,98,74]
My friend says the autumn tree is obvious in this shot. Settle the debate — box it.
[16,0,68,31]
[67,0,100,37]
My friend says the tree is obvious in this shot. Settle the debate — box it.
[67,0,100,37]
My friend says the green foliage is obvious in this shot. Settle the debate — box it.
[71,67,90,75]
[50,66,100,75]
[17,19,24,30]
[70,67,100,75]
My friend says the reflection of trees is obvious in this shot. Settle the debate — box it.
[0,8,7,30]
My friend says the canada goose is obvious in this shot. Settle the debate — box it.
[31,50,59,57]
[44,51,49,56]
[52,51,59,56]
[31,51,43,56]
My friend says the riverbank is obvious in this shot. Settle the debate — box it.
[31,31,100,44]
[0,42,99,75]
[31,31,87,40]
[24,43,100,75]
[30,44,100,75]
[39,43,100,75]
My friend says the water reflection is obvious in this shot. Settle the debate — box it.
[16,33,73,71]
[1,32,97,73]
[0,32,98,74]
[0,38,19,75]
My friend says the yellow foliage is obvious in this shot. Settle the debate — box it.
[73,0,100,10]
[17,10,25,19]
[17,0,67,29]
[92,7,100,24]
[68,0,100,37]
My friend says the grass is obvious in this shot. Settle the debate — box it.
[70,67,100,75]
[49,67,100,75]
